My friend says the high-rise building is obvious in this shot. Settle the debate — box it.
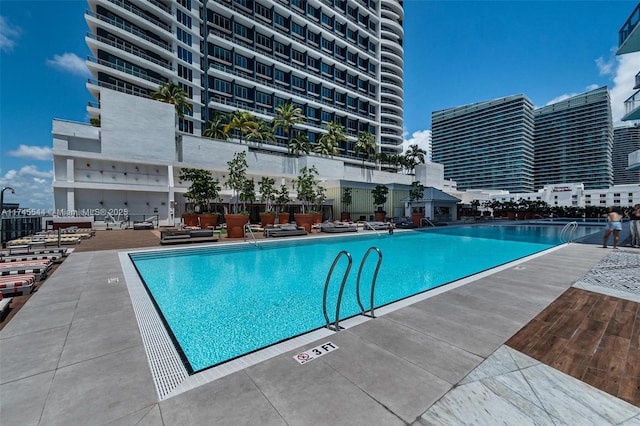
[616,3,640,173]
[84,0,404,157]
[613,123,640,185]
[533,87,613,190]
[431,94,535,192]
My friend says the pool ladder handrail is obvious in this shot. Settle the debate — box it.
[356,246,383,318]
[322,250,352,332]
[322,246,383,331]
[362,221,383,237]
[243,223,259,246]
[559,221,578,243]
[421,217,436,227]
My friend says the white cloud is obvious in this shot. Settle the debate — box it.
[7,144,52,161]
[0,16,21,52]
[402,129,432,161]
[596,53,615,76]
[46,52,91,77]
[0,166,53,211]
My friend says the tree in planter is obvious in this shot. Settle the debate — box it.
[312,185,327,223]
[293,166,319,232]
[226,151,249,214]
[341,187,353,221]
[372,184,389,222]
[258,177,277,213]
[294,166,319,214]
[179,168,222,227]
[409,181,425,226]
[275,184,292,224]
[151,82,192,118]
[240,178,256,214]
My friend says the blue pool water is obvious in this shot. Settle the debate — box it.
[130,224,602,372]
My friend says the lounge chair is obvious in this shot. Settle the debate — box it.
[320,222,358,233]
[0,293,12,320]
[0,274,37,295]
[132,221,154,230]
[265,224,308,238]
[363,221,390,231]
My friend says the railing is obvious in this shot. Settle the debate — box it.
[322,251,353,331]
[362,221,383,236]
[559,221,578,244]
[86,9,172,52]
[421,217,436,227]
[87,56,165,85]
[243,223,259,247]
[356,247,383,318]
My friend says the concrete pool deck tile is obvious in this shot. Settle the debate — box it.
[104,404,161,426]
[159,371,288,426]
[0,370,54,426]
[246,354,406,426]
[350,316,483,385]
[57,308,141,368]
[39,345,157,426]
[0,299,77,339]
[323,330,453,423]
[385,305,505,358]
[0,325,69,384]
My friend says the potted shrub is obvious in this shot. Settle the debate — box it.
[372,184,389,222]
[341,187,352,221]
[293,166,319,232]
[225,151,250,238]
[258,176,277,226]
[409,181,425,227]
[275,184,291,224]
[179,168,221,228]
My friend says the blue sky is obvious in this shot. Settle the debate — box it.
[1,0,639,210]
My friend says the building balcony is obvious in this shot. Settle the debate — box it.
[617,2,640,55]
[622,90,640,121]
[627,149,640,171]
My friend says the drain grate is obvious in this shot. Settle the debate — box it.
[120,253,188,400]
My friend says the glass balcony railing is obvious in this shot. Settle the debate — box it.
[619,2,640,48]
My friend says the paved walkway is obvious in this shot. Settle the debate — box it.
[1,231,639,425]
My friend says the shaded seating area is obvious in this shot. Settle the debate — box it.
[320,222,358,233]
[264,224,308,238]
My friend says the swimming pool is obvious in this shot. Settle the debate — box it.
[129,224,601,373]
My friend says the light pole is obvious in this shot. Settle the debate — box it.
[0,186,15,248]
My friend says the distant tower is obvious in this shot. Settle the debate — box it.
[613,124,640,184]
[533,87,613,190]
[431,94,535,192]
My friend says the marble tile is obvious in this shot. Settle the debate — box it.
[419,379,556,426]
[522,364,640,424]
[503,346,540,370]
[459,345,519,385]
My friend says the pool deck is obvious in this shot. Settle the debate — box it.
[1,228,640,425]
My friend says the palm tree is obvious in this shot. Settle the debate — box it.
[203,112,229,140]
[289,132,311,157]
[273,102,304,154]
[354,131,376,165]
[151,81,192,118]
[246,119,275,145]
[225,110,258,143]
[315,121,345,157]
[404,144,427,174]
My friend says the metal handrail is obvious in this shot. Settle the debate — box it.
[322,250,353,332]
[421,217,436,227]
[243,223,258,246]
[356,247,383,318]
[559,221,578,243]
[363,221,383,236]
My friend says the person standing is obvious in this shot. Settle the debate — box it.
[628,204,640,248]
[603,207,623,249]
